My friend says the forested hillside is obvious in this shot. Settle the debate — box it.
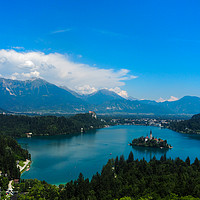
[0,135,30,191]
[169,113,200,134]
[16,153,200,200]
[0,113,106,137]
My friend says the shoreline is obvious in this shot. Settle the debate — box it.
[17,125,200,187]
[17,159,31,174]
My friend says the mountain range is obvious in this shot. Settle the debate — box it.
[0,77,200,115]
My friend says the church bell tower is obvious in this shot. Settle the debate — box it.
[150,130,152,140]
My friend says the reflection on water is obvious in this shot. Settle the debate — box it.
[183,133,200,141]
[18,125,200,185]
[131,146,169,160]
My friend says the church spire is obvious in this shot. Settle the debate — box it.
[150,130,152,140]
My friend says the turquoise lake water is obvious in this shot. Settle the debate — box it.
[17,125,200,185]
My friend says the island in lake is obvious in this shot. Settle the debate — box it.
[130,130,173,149]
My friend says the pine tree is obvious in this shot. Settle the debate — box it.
[185,157,190,166]
[127,151,134,164]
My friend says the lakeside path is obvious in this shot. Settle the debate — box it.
[17,159,31,172]
[8,180,13,192]
[7,159,31,196]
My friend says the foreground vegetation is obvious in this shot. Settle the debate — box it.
[0,135,30,195]
[0,113,106,137]
[15,152,200,200]
[169,113,200,134]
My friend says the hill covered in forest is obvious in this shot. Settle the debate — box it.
[0,113,106,137]
[169,113,200,134]
[0,135,30,192]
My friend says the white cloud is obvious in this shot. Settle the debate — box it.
[12,46,25,50]
[76,85,97,94]
[109,87,129,98]
[0,49,136,94]
[19,60,35,68]
[157,96,179,103]
[0,57,7,64]
[10,71,40,80]
[51,29,72,34]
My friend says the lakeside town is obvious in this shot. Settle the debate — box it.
[110,117,183,128]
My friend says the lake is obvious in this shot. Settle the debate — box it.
[17,125,200,185]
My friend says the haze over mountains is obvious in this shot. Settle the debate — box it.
[0,77,200,115]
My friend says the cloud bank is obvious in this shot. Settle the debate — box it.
[109,87,129,99]
[0,49,136,95]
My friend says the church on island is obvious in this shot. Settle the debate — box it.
[130,130,173,149]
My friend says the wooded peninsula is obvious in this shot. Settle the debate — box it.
[169,113,200,134]
[0,112,107,137]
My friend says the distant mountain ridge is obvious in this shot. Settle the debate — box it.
[60,85,83,99]
[160,96,200,114]
[0,77,199,115]
[0,78,87,113]
[82,89,124,105]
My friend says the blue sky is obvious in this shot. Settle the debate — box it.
[0,0,199,101]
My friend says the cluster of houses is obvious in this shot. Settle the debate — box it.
[111,118,172,127]
[25,132,32,138]
[89,111,97,119]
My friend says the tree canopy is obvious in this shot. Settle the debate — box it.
[169,113,200,134]
[0,113,106,137]
[16,153,200,200]
[0,135,30,191]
